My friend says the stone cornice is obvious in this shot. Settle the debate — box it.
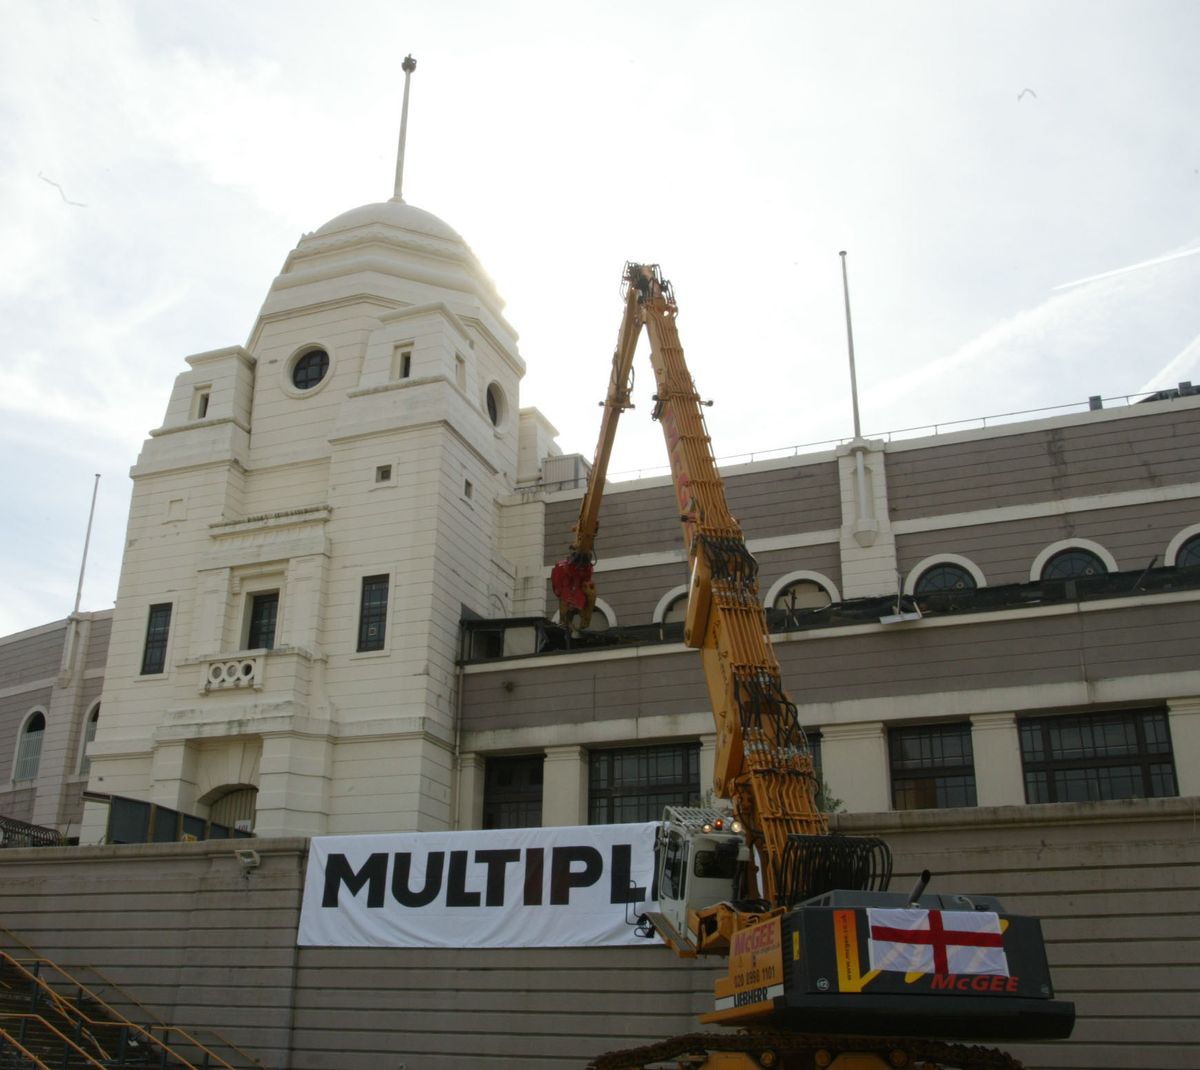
[209,505,332,538]
[184,345,255,370]
[147,415,251,439]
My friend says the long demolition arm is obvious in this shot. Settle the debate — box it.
[557,264,826,910]
[551,282,644,630]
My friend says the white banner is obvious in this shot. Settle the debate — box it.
[298,823,658,948]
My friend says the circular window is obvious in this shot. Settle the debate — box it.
[292,349,330,391]
[1041,548,1107,581]
[914,563,977,595]
[486,382,505,427]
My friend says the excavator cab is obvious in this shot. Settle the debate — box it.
[641,807,751,956]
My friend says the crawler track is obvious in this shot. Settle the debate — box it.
[587,1032,1024,1070]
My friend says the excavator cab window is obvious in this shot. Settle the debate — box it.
[660,831,688,900]
[693,842,739,881]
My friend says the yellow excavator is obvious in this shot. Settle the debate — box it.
[552,264,1074,1070]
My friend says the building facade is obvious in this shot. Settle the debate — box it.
[0,180,1193,845]
[0,611,110,841]
[459,397,1200,829]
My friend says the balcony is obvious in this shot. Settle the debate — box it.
[202,654,263,693]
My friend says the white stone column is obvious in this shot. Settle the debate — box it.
[969,713,1026,806]
[285,553,327,655]
[149,740,199,813]
[1166,698,1200,796]
[542,744,588,826]
[256,733,332,837]
[836,440,898,599]
[456,751,486,830]
[819,721,891,813]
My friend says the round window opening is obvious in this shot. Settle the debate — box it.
[486,383,504,427]
[292,349,330,391]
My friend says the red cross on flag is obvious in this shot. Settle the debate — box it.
[867,908,1009,976]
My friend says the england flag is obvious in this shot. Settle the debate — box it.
[867,908,1009,976]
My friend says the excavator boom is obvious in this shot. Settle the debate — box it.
[564,264,1074,1069]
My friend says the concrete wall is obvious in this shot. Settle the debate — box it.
[1,799,1195,1070]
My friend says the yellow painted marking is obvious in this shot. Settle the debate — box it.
[833,910,881,993]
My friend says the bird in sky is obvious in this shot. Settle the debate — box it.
[1017,88,1037,101]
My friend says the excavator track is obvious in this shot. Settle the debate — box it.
[587,1032,1024,1070]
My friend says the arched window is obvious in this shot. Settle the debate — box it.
[1041,548,1108,581]
[1177,534,1200,570]
[661,594,688,624]
[79,704,100,776]
[14,712,46,782]
[582,605,610,633]
[208,786,259,832]
[914,563,978,596]
[773,579,833,623]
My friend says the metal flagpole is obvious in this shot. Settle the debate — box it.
[839,250,862,440]
[392,54,418,202]
[73,474,101,616]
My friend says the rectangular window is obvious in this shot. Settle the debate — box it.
[1019,708,1177,804]
[140,603,172,675]
[588,743,700,824]
[483,754,545,829]
[192,386,211,419]
[455,354,466,389]
[357,575,389,652]
[392,345,413,380]
[889,722,976,810]
[247,592,279,650]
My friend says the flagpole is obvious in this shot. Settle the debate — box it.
[73,474,101,616]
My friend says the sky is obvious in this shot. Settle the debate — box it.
[1,0,1198,636]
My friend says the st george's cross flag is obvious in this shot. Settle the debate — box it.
[867,908,1010,976]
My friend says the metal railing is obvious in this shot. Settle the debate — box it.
[0,952,236,1070]
[608,388,1196,481]
[0,927,267,1070]
[0,1016,109,1069]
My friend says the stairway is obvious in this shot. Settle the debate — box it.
[0,951,249,1070]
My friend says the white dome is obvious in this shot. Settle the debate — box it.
[311,199,463,243]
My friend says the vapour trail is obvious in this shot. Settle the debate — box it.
[1054,245,1200,290]
[1138,330,1200,394]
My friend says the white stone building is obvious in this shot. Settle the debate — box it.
[80,194,565,842]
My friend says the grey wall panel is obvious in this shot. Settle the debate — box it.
[758,544,843,597]
[84,614,113,673]
[887,409,1200,521]
[0,623,65,690]
[594,560,692,624]
[467,600,1197,727]
[544,460,841,565]
[0,785,35,822]
[462,651,707,734]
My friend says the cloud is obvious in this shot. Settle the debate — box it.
[864,244,1200,431]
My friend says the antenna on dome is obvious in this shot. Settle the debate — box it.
[392,54,418,203]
